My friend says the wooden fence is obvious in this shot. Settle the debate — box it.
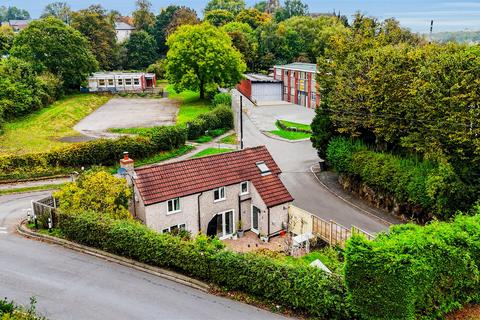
[289,205,375,248]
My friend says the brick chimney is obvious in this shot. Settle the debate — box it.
[120,151,134,175]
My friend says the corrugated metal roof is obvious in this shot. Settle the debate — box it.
[244,74,281,83]
[275,62,318,73]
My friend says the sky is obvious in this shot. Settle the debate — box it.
[2,0,480,33]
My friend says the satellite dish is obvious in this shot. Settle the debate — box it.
[117,167,127,176]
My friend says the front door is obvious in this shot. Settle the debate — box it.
[251,206,260,234]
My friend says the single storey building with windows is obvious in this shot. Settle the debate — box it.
[130,146,293,240]
[273,62,319,108]
[87,72,156,93]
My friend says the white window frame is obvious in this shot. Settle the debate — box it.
[133,78,140,85]
[217,210,235,240]
[98,79,106,87]
[214,186,226,202]
[125,78,132,85]
[167,197,181,214]
[162,223,186,233]
[117,78,123,85]
[240,181,249,195]
[108,78,114,86]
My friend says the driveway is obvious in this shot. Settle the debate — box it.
[74,98,178,138]
[233,90,398,234]
[244,102,315,131]
[0,192,290,320]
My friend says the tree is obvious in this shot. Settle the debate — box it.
[0,6,30,21]
[11,17,98,89]
[235,8,271,29]
[54,170,132,220]
[165,7,199,37]
[204,0,246,15]
[222,22,258,71]
[124,30,158,69]
[132,0,155,32]
[152,5,180,56]
[41,2,72,23]
[204,9,234,27]
[71,5,118,70]
[275,0,308,22]
[0,24,14,56]
[254,1,268,13]
[166,23,246,99]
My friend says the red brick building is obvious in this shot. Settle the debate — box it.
[273,63,319,108]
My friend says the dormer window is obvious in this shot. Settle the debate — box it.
[256,161,271,175]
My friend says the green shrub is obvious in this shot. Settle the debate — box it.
[146,59,166,79]
[0,126,187,178]
[57,212,351,319]
[186,105,233,140]
[345,215,480,319]
[212,92,232,107]
[326,137,469,219]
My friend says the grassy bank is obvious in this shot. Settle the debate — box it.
[191,148,234,158]
[0,94,110,155]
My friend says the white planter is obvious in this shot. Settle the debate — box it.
[260,236,269,243]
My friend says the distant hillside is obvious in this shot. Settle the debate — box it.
[429,31,480,43]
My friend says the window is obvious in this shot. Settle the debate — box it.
[118,78,123,85]
[125,78,132,85]
[284,86,288,94]
[108,79,114,86]
[167,197,180,213]
[214,187,226,202]
[312,93,316,102]
[98,79,105,86]
[290,87,295,95]
[240,181,249,195]
[162,223,186,233]
[256,161,271,175]
[134,78,140,85]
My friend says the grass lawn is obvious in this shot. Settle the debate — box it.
[194,128,228,143]
[278,120,312,132]
[219,133,238,145]
[283,248,344,274]
[166,84,211,125]
[0,183,67,195]
[134,145,194,167]
[269,121,312,141]
[191,148,234,158]
[0,94,110,155]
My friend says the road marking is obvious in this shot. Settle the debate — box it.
[0,226,7,234]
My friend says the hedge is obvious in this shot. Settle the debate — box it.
[326,137,470,220]
[212,92,232,107]
[0,125,187,179]
[345,215,480,319]
[57,212,351,319]
[186,105,234,140]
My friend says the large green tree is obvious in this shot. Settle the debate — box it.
[204,0,246,14]
[0,6,30,21]
[235,8,271,29]
[71,5,118,70]
[204,9,234,27]
[124,30,158,69]
[152,5,180,56]
[41,2,72,23]
[165,7,199,37]
[274,0,308,22]
[222,22,258,71]
[10,17,98,89]
[166,23,246,99]
[132,0,155,32]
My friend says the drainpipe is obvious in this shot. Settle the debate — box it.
[267,207,271,237]
[197,192,203,233]
[238,195,242,224]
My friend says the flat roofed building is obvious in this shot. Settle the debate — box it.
[87,72,156,92]
[236,74,283,104]
[273,62,319,109]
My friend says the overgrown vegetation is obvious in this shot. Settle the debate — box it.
[326,137,469,221]
[0,297,46,320]
[270,121,311,140]
[345,215,480,319]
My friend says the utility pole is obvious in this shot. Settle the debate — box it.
[240,95,244,150]
[429,20,434,44]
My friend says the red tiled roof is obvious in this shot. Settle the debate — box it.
[134,146,293,208]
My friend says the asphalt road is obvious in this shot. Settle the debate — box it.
[236,96,392,234]
[0,192,289,320]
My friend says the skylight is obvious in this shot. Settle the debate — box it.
[256,161,271,175]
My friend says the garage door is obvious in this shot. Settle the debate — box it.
[251,83,283,102]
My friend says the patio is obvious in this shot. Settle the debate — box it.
[223,231,290,253]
